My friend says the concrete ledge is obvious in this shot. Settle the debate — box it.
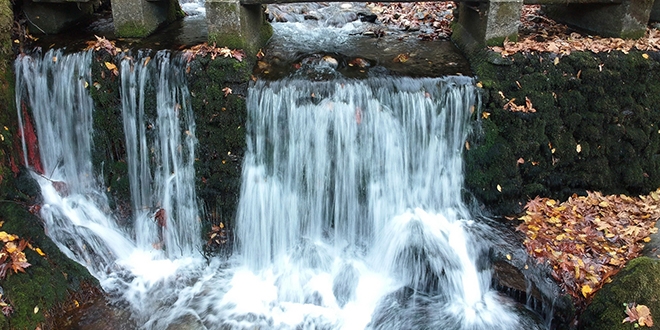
[205,0,272,54]
[112,0,183,37]
[452,0,522,53]
[544,0,654,39]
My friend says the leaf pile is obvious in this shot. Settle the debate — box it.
[515,189,660,303]
[623,302,654,327]
[367,2,454,40]
[183,43,246,62]
[0,230,31,279]
[492,5,660,56]
[84,35,122,56]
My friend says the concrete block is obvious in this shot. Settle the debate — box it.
[23,0,95,34]
[544,0,654,39]
[205,0,271,54]
[452,0,523,53]
[651,0,660,22]
[112,0,182,37]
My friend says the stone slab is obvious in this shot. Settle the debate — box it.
[452,0,523,53]
[112,0,181,37]
[206,0,271,53]
[545,0,654,39]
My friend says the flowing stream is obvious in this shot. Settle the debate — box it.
[15,48,545,329]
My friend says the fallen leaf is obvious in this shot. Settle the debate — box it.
[393,53,410,63]
[222,87,232,97]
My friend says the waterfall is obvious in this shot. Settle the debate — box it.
[224,77,529,329]
[119,50,200,257]
[14,49,201,308]
[15,49,542,329]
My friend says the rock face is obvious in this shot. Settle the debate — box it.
[465,50,660,215]
[579,257,660,329]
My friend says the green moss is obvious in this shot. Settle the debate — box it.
[0,0,16,200]
[579,257,660,329]
[115,22,151,38]
[465,50,660,214]
[0,203,98,330]
[167,0,186,22]
[186,55,252,246]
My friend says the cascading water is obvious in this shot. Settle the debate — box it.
[119,50,200,257]
[15,48,546,329]
[14,48,203,323]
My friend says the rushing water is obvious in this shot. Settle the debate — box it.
[15,48,546,329]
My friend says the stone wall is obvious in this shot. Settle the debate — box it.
[465,50,660,215]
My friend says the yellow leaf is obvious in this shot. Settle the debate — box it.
[506,254,511,260]
[581,285,593,297]
[576,144,582,153]
[497,184,502,192]
[35,248,46,256]
[644,237,651,243]
[553,57,560,65]
[74,300,80,308]
[642,53,650,59]
[546,200,557,206]
[481,112,490,119]
[5,241,17,253]
[104,62,117,71]
[34,306,39,314]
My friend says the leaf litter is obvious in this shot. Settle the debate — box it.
[513,188,660,305]
[492,5,660,56]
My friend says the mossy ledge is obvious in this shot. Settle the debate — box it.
[464,50,660,215]
[0,202,99,330]
[579,257,660,330]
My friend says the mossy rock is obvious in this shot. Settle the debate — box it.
[579,257,660,330]
[186,55,252,237]
[465,50,660,215]
[0,202,98,330]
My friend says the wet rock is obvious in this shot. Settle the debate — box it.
[333,263,359,307]
[358,13,377,23]
[56,296,137,330]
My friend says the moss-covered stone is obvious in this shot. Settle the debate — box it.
[115,22,151,39]
[186,55,253,247]
[0,0,16,200]
[465,50,660,215]
[0,202,98,330]
[579,257,660,329]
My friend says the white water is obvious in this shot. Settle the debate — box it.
[15,49,541,329]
